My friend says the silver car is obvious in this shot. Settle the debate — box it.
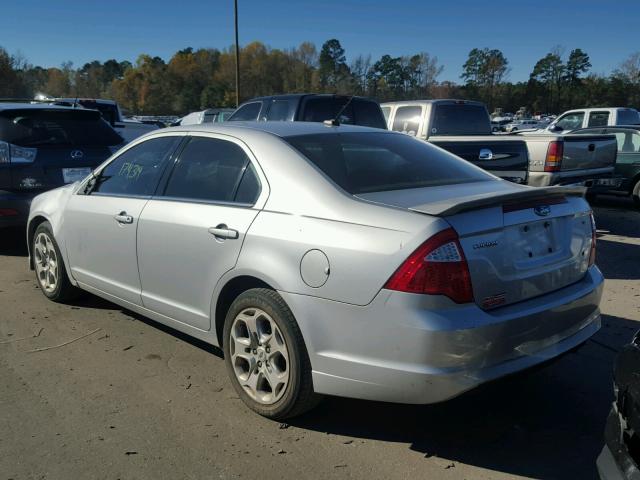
[27,122,603,420]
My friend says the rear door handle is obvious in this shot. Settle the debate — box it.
[114,211,134,224]
[208,224,239,240]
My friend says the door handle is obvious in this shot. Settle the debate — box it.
[208,224,239,240]
[114,211,134,224]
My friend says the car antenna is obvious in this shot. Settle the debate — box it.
[323,95,354,127]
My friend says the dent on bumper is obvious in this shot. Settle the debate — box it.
[281,267,604,404]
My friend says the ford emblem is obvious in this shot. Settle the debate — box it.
[70,150,84,159]
[534,205,551,217]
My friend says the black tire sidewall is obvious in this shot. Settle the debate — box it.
[222,289,306,419]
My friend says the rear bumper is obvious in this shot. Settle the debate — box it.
[281,266,604,404]
[528,169,615,187]
[0,190,37,228]
[598,405,640,480]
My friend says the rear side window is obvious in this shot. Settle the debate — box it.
[618,109,640,125]
[228,102,262,121]
[284,132,492,194]
[91,136,180,196]
[162,137,259,204]
[266,100,292,121]
[0,109,123,147]
[431,104,491,135]
[588,111,609,127]
[391,106,422,136]
[555,112,584,131]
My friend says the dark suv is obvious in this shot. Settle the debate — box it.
[0,104,123,227]
[227,94,387,129]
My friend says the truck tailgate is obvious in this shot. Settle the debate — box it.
[562,135,617,171]
[430,137,528,184]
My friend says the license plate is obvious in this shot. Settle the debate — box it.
[62,167,92,184]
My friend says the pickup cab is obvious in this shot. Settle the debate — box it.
[545,107,640,133]
[227,94,387,129]
[382,99,617,188]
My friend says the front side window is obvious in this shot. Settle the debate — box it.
[391,106,422,136]
[588,111,609,127]
[228,102,262,121]
[284,132,493,195]
[90,136,180,196]
[555,112,584,131]
[162,137,259,204]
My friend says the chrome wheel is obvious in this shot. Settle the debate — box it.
[229,307,290,405]
[34,232,59,293]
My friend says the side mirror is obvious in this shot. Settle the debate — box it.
[549,125,563,132]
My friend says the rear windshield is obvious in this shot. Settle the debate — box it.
[432,104,491,136]
[0,109,123,147]
[301,98,387,129]
[618,109,640,125]
[284,132,492,194]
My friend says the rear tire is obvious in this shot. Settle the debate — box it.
[223,288,320,420]
[32,221,80,302]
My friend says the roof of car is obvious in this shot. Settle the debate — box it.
[245,94,375,103]
[149,121,393,138]
[0,102,86,112]
[381,99,486,107]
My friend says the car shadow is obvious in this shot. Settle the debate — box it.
[288,314,639,480]
[0,227,28,257]
[596,238,640,280]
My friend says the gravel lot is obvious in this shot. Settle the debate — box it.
[1,196,639,480]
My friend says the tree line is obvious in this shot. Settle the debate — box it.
[1,39,639,116]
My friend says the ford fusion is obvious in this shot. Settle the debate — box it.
[27,122,603,420]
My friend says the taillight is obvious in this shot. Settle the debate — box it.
[0,141,37,164]
[384,227,473,303]
[544,141,564,172]
[589,212,596,266]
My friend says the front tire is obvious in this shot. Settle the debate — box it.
[223,288,320,420]
[33,221,80,302]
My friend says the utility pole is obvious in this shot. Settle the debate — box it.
[234,0,240,107]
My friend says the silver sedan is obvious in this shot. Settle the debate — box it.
[27,122,603,420]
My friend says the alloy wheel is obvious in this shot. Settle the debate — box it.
[34,232,59,293]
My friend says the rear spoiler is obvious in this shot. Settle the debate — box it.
[409,185,586,217]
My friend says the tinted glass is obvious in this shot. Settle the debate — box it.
[234,163,261,203]
[391,106,422,136]
[555,112,584,131]
[228,102,262,121]
[431,104,491,135]
[381,106,391,123]
[588,111,609,127]
[266,100,292,121]
[618,109,640,125]
[284,132,492,194]
[0,109,123,147]
[92,136,180,196]
[302,97,354,124]
[613,131,640,153]
[163,137,251,203]
[352,100,387,129]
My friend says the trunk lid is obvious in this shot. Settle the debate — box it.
[357,181,593,308]
[561,134,617,171]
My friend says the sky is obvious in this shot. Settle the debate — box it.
[2,0,639,82]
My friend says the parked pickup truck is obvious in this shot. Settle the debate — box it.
[543,107,640,133]
[381,99,618,188]
[48,98,158,143]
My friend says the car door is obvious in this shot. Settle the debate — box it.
[606,128,640,191]
[137,134,267,330]
[64,135,183,305]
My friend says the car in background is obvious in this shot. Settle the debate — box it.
[27,121,602,420]
[572,126,640,206]
[47,97,158,142]
[597,330,640,480]
[227,94,387,129]
[178,108,235,126]
[0,103,123,227]
[491,119,511,132]
[506,119,543,132]
[546,108,640,134]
